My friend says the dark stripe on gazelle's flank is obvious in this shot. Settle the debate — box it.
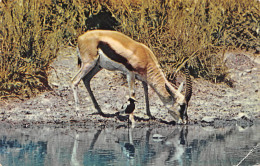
[98,41,134,71]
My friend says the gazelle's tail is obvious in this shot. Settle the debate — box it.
[76,47,82,67]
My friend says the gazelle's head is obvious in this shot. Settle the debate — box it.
[165,71,192,124]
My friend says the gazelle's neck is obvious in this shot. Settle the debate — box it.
[146,62,173,104]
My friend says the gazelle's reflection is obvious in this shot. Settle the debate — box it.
[70,132,81,166]
[70,130,103,166]
[151,126,188,165]
[165,126,188,165]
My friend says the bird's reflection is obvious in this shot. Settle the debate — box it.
[116,128,135,159]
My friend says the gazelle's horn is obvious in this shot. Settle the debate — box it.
[184,68,192,103]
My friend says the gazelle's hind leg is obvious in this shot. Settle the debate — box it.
[71,60,98,111]
[82,65,103,115]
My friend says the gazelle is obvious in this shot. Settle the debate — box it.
[71,30,192,124]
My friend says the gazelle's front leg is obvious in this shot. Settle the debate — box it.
[127,72,136,99]
[142,81,153,119]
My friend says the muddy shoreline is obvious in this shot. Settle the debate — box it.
[0,48,259,128]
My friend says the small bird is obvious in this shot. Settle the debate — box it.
[118,97,137,127]
[123,98,137,114]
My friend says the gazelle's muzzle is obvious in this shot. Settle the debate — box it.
[168,102,188,124]
[179,103,188,123]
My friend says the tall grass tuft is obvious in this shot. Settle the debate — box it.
[1,1,57,98]
[0,0,95,99]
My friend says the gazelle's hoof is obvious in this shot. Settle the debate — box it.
[148,115,156,120]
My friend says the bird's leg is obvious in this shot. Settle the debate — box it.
[129,113,135,128]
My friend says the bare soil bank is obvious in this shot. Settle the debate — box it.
[0,48,259,127]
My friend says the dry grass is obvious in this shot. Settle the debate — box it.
[0,0,259,99]
[0,0,89,98]
[107,0,259,81]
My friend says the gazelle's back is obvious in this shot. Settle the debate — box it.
[78,30,158,76]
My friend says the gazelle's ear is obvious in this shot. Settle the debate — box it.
[178,82,184,92]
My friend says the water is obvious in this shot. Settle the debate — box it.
[0,123,259,166]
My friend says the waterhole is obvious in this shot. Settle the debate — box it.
[0,123,259,166]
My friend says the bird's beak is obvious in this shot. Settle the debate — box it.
[130,97,138,103]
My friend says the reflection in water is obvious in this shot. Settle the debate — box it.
[116,128,135,159]
[0,123,259,166]
[71,132,80,166]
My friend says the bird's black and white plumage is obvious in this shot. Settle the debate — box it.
[120,98,137,114]
[118,98,137,128]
